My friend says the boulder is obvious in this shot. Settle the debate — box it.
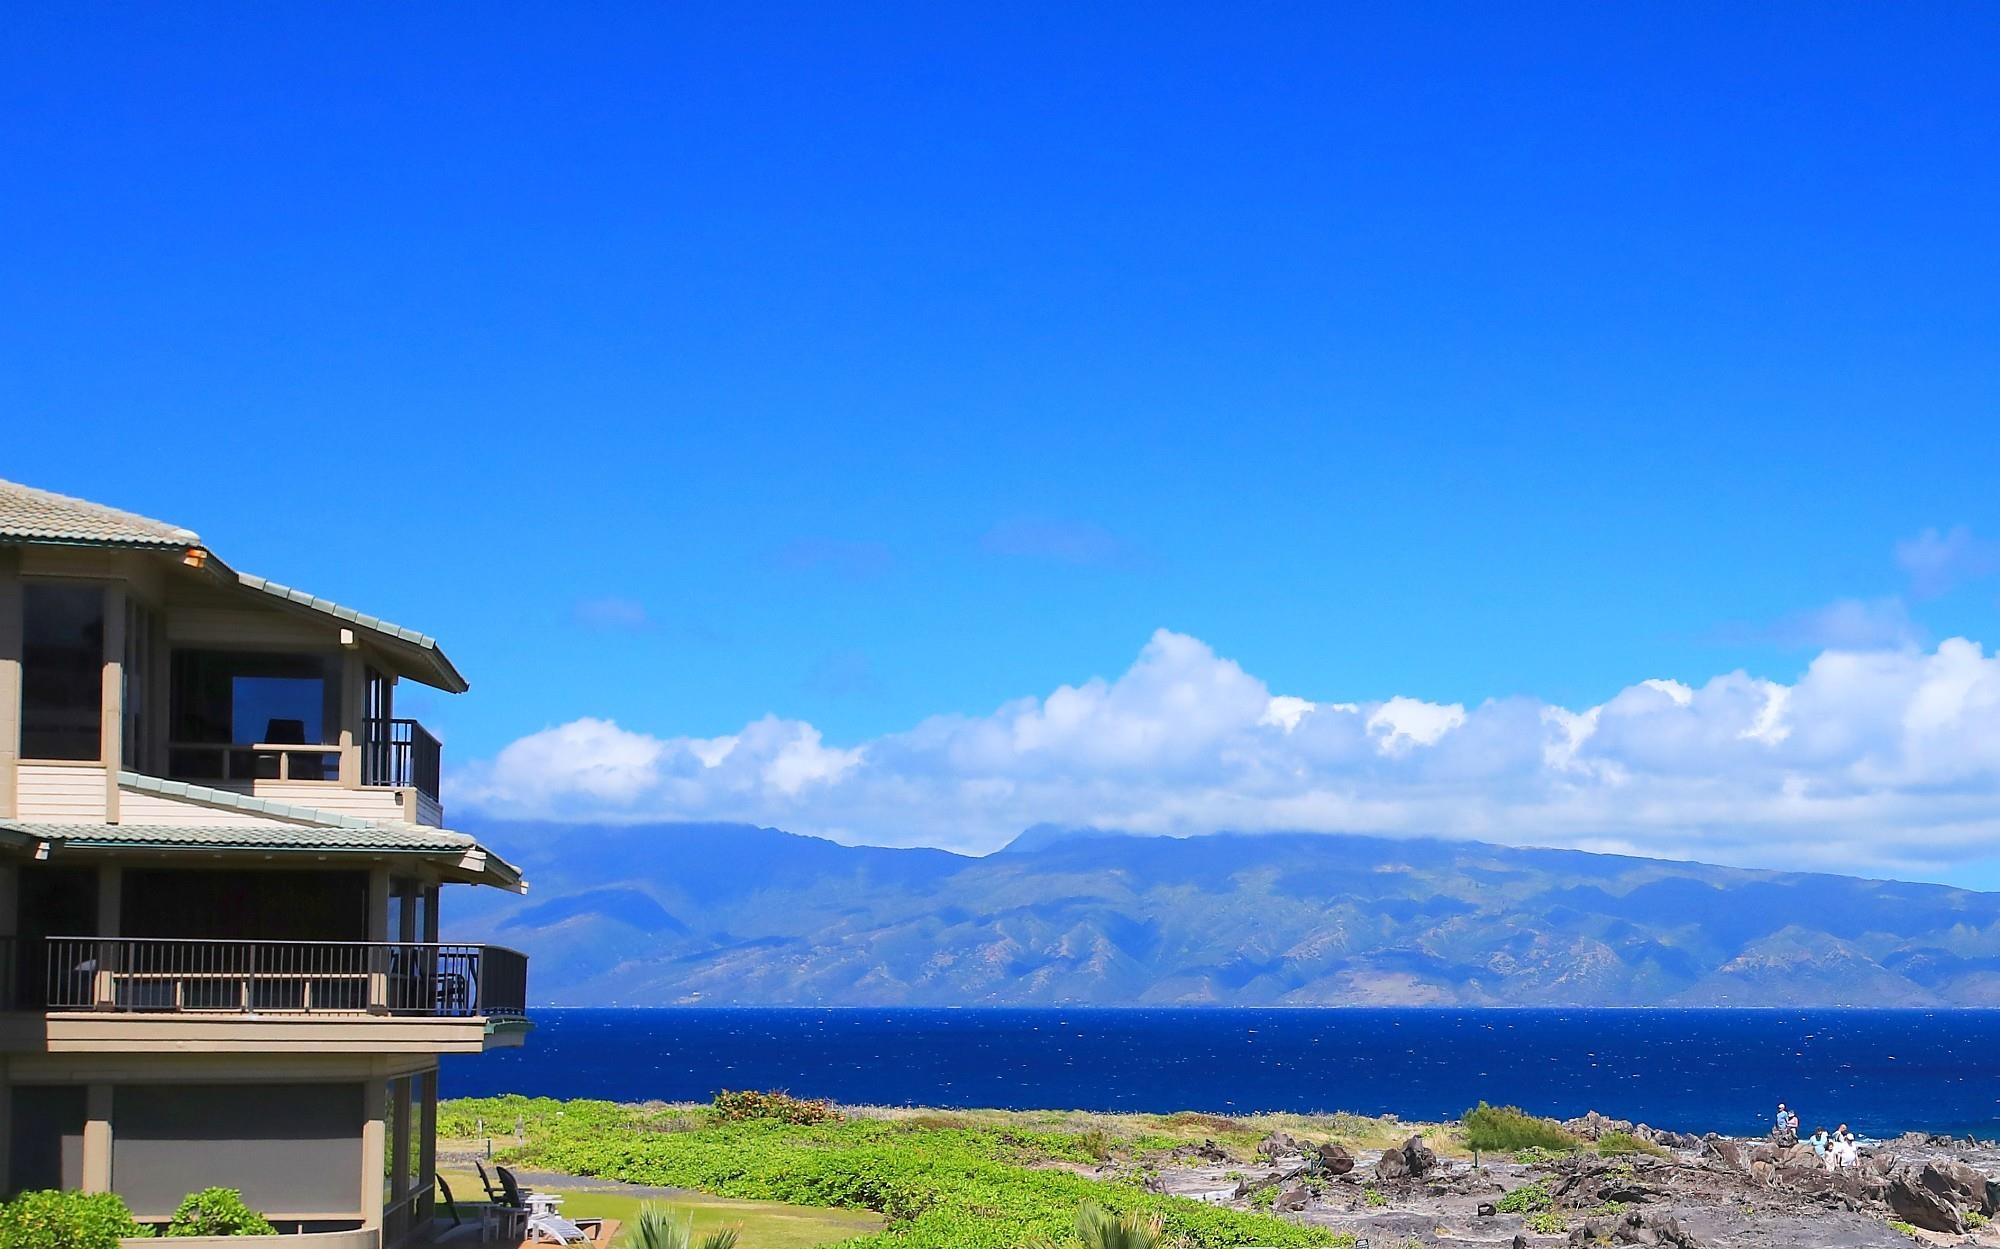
[1256,1130,1300,1158]
[1566,1209,1704,1248]
[1316,1142,1355,1175]
[1403,1133,1439,1178]
[1477,1202,1497,1217]
[1699,1136,1746,1172]
[1886,1170,1966,1235]
[1512,1237,1529,1249]
[1565,1110,1636,1141]
[1374,1146,1410,1182]
[1274,1185,1309,1212]
[1921,1159,1996,1215]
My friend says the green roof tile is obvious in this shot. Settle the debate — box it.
[0,478,199,548]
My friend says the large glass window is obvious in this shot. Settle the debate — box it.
[123,599,155,771]
[383,1078,402,1210]
[21,583,105,760]
[407,1071,432,1201]
[168,650,338,781]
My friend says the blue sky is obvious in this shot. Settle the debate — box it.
[7,5,2000,878]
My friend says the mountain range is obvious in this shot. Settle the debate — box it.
[445,821,2000,1007]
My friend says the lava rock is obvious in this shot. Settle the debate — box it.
[1886,1169,1966,1234]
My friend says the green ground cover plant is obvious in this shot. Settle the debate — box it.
[444,1096,1346,1249]
[1492,1182,1551,1215]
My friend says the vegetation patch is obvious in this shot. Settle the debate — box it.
[1493,1182,1552,1215]
[0,1191,147,1249]
[445,1095,1347,1249]
[710,1090,841,1126]
[164,1188,275,1238]
[1595,1131,1669,1159]
[1460,1103,1579,1154]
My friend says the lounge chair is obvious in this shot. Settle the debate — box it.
[495,1165,529,1209]
[434,1174,463,1228]
[526,1213,604,1245]
[479,1164,529,1242]
[475,1160,505,1203]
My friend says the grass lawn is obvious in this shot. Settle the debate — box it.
[437,1168,883,1249]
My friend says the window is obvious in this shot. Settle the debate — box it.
[168,650,338,781]
[123,598,155,770]
[21,583,104,760]
[113,1084,363,1219]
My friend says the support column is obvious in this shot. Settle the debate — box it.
[0,1062,14,1192]
[100,583,125,822]
[417,1068,438,1223]
[97,865,121,938]
[360,1078,387,1231]
[367,868,391,1011]
[0,552,21,820]
[80,1083,113,1193]
[338,646,364,787]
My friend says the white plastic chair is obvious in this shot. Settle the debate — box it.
[526,1212,602,1245]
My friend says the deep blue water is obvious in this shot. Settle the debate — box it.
[441,1008,2000,1139]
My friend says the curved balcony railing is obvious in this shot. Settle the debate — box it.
[32,938,527,1019]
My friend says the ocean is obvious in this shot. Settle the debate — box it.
[440,1007,2000,1139]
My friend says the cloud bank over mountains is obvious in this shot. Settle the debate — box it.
[453,629,2000,877]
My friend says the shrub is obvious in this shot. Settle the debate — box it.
[1524,1210,1566,1234]
[709,1089,840,1125]
[1460,1103,1578,1154]
[164,1189,275,1237]
[0,1191,147,1249]
[618,1204,739,1249]
[1596,1131,1669,1158]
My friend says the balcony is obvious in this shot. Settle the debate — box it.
[16,938,526,1019]
[158,717,444,824]
[362,717,442,806]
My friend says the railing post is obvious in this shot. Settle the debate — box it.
[368,944,389,1014]
[91,940,115,1011]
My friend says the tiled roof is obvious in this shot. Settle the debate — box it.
[117,772,467,837]
[0,476,467,692]
[103,773,523,890]
[235,574,441,650]
[0,478,200,548]
[1,819,478,854]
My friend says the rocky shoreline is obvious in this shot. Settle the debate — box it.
[1142,1111,2000,1248]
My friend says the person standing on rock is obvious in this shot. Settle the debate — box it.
[1774,1103,1799,1147]
[1805,1125,1830,1165]
[1831,1123,1859,1169]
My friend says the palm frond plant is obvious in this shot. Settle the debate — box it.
[618,1202,741,1249]
[1076,1202,1168,1249]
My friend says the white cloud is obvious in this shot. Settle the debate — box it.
[1770,597,1923,651]
[452,628,2000,879]
[1897,526,2000,598]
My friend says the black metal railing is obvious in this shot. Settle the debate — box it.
[37,938,527,1019]
[363,718,442,805]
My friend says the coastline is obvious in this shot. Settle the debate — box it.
[445,1094,2000,1248]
